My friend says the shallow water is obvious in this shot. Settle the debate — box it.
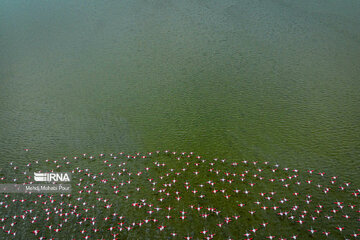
[0,0,359,184]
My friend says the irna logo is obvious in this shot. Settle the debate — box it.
[34,172,71,182]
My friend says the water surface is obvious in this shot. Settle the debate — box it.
[1,0,359,184]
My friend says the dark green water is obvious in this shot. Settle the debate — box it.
[1,1,359,184]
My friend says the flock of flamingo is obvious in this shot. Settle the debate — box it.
[0,150,358,239]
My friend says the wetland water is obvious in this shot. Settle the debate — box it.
[1,0,359,184]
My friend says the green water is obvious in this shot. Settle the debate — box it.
[1,1,359,184]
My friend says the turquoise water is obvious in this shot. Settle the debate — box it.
[1,0,359,184]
